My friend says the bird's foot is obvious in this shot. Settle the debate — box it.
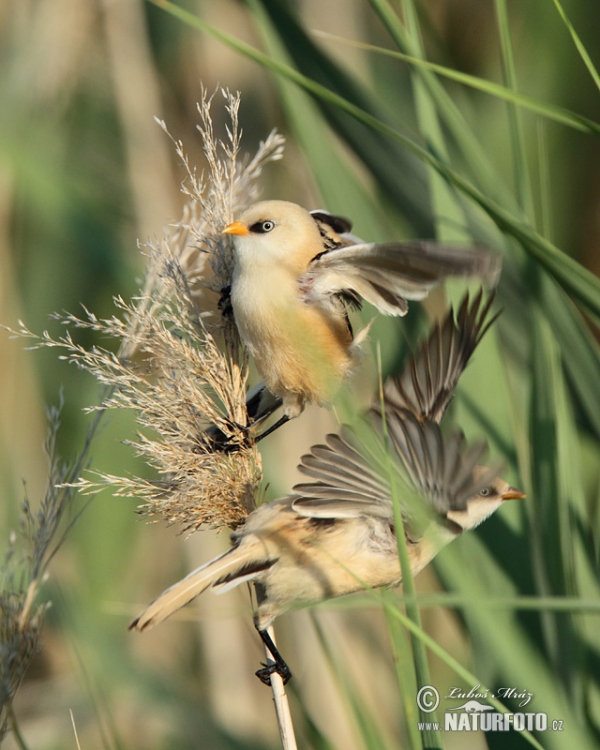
[255,627,292,685]
[202,419,254,453]
[255,660,292,686]
[203,414,291,452]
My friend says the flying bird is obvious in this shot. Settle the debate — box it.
[131,293,523,685]
[221,200,501,440]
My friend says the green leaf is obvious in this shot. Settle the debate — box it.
[311,31,600,137]
[551,0,600,93]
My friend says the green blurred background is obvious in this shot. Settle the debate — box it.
[1,0,599,748]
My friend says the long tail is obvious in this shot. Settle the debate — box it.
[129,542,273,631]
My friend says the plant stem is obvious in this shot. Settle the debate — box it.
[8,708,30,750]
[265,627,298,750]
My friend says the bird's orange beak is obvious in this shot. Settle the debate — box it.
[502,486,526,501]
[223,221,249,236]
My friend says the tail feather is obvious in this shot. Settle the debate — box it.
[129,544,269,631]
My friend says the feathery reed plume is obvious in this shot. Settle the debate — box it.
[12,89,285,532]
[0,401,74,742]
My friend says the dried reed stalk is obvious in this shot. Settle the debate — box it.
[13,89,285,532]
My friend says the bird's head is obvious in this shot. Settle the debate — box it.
[223,200,322,272]
[446,469,525,531]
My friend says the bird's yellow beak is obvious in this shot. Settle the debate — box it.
[223,221,249,236]
[502,487,526,501]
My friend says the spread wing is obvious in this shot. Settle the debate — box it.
[381,291,499,423]
[292,429,391,519]
[380,409,497,514]
[300,241,501,317]
[291,412,496,522]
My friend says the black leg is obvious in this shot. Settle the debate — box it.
[254,415,291,443]
[202,420,251,453]
[203,408,288,453]
[255,628,292,686]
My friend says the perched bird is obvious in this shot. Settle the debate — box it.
[130,294,524,685]
[221,200,501,440]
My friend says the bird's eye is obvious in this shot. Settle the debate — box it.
[479,487,492,497]
[249,220,276,234]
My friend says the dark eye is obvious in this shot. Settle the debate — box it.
[479,487,492,497]
[249,220,275,234]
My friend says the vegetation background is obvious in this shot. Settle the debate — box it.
[1,0,599,748]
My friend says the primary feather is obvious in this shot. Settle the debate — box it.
[380,290,499,422]
[302,241,501,317]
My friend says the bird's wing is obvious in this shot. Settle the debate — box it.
[292,429,392,519]
[292,413,498,521]
[300,241,501,316]
[381,409,498,514]
[381,291,499,423]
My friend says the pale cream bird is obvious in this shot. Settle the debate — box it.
[130,294,524,684]
[221,200,501,440]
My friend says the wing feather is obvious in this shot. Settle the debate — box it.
[382,410,498,513]
[302,242,501,316]
[293,430,391,518]
[292,413,497,521]
[381,291,499,422]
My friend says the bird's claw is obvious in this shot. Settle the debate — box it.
[255,661,292,686]
[203,419,255,453]
[204,414,291,453]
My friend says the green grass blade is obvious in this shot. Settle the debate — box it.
[397,0,470,242]
[538,279,600,442]
[310,614,397,750]
[377,377,435,748]
[537,122,552,239]
[311,33,600,137]
[434,539,598,750]
[495,0,535,217]
[381,598,546,750]
[364,0,519,217]
[321,593,600,612]
[551,0,600,92]
[527,296,598,708]
[245,0,394,241]
[382,599,422,749]
[253,0,434,236]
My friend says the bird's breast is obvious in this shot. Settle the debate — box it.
[231,265,353,409]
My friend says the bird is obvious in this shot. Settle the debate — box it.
[221,200,501,441]
[130,293,524,685]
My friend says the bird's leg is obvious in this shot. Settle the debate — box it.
[202,408,262,453]
[204,415,288,452]
[253,414,291,443]
[255,628,292,686]
[201,420,251,453]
